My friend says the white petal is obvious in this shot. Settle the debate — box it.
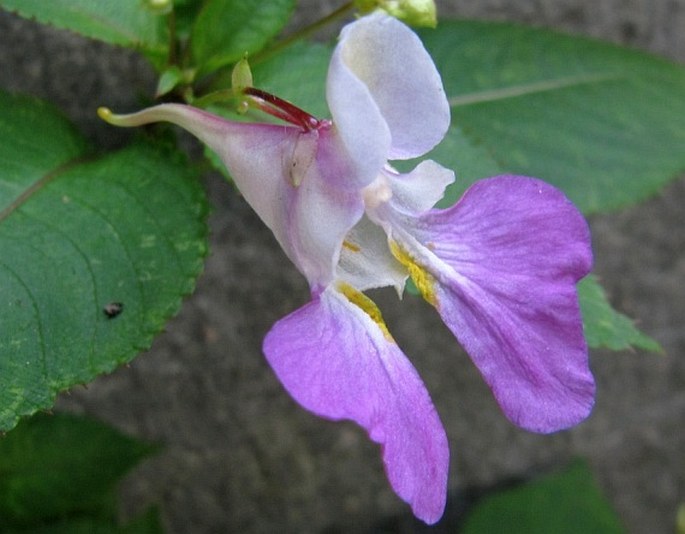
[386,160,455,214]
[327,25,391,188]
[332,13,450,160]
[337,215,408,293]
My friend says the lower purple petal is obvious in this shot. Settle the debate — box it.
[404,176,595,433]
[263,287,449,524]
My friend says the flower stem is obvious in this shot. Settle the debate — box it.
[192,89,237,108]
[252,1,355,64]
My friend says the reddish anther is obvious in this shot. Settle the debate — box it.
[244,87,322,131]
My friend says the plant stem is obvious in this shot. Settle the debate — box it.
[252,1,355,64]
[192,89,236,108]
[166,8,178,67]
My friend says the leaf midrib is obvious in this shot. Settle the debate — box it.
[448,73,622,107]
[0,156,92,223]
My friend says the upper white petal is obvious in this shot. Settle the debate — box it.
[331,13,450,160]
[327,22,391,188]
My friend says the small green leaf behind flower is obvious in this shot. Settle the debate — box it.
[0,412,162,533]
[156,66,184,97]
[462,460,625,534]
[156,65,196,98]
[579,275,662,352]
[191,0,296,76]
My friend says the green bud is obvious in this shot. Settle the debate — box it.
[231,56,254,114]
[231,55,253,94]
[145,0,173,15]
[354,0,437,28]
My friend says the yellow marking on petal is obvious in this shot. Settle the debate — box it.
[342,240,361,252]
[337,282,394,341]
[389,241,438,307]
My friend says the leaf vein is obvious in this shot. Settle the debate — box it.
[18,210,102,374]
[448,73,622,107]
[0,250,50,392]
[0,156,91,224]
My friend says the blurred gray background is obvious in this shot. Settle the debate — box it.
[1,0,683,532]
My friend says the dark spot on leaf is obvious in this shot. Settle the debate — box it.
[103,302,124,319]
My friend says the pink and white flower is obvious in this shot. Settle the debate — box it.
[100,13,595,524]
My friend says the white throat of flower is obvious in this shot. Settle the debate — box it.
[362,172,393,210]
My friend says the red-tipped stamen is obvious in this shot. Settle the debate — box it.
[244,87,322,131]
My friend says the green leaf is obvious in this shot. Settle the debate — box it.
[579,275,661,352]
[0,413,158,529]
[191,0,296,75]
[0,92,208,432]
[156,65,184,97]
[420,20,685,214]
[0,0,169,68]
[462,460,625,534]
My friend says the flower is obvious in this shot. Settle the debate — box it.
[99,12,595,524]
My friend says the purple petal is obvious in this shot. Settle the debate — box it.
[392,176,595,433]
[263,287,449,524]
[329,13,450,160]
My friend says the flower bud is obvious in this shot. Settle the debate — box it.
[231,55,253,93]
[355,0,437,28]
[145,0,173,15]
